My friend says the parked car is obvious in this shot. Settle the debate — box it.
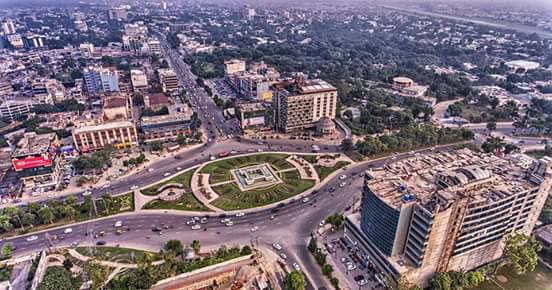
[26,235,38,242]
[272,243,283,251]
[64,228,73,234]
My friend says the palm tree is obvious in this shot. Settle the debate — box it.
[38,206,54,225]
[101,193,113,214]
[3,206,24,230]
[0,215,13,232]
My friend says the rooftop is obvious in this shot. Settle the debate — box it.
[74,120,135,134]
[275,77,336,96]
[365,149,537,210]
[141,112,192,125]
[13,132,56,157]
[103,96,128,109]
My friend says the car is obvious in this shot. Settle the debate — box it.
[225,221,234,227]
[358,279,368,286]
[339,175,347,180]
[200,217,208,224]
[94,231,105,238]
[26,235,38,242]
[96,240,106,246]
[176,167,182,171]
[191,224,201,230]
[270,215,276,220]
[230,150,238,154]
[131,185,139,190]
[319,220,325,227]
[235,212,245,217]
[341,257,349,263]
[152,226,162,232]
[302,197,310,203]
[210,155,216,161]
[220,218,231,224]
[279,253,287,260]
[115,229,123,235]
[339,182,347,188]
[293,262,301,271]
[163,172,171,177]
[186,219,196,225]
[347,263,357,271]
[328,187,336,193]
[148,168,154,172]
[114,221,123,227]
[64,228,73,234]
[257,148,264,152]
[272,243,283,251]
[250,226,259,232]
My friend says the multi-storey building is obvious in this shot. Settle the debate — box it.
[130,69,148,92]
[344,149,552,287]
[83,66,103,94]
[236,101,272,130]
[100,67,120,93]
[2,20,16,35]
[158,69,179,93]
[224,59,246,76]
[83,66,119,94]
[272,76,337,132]
[103,94,133,121]
[72,120,138,152]
[147,39,161,55]
[140,112,192,143]
[79,43,95,57]
[0,99,35,121]
[11,132,61,190]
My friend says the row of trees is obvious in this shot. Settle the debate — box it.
[353,125,474,156]
[73,146,114,174]
[307,237,340,289]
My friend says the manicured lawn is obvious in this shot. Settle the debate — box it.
[141,168,197,196]
[143,193,210,212]
[200,154,292,184]
[315,161,351,181]
[75,246,159,263]
[211,169,315,210]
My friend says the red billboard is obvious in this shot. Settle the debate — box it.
[12,154,53,171]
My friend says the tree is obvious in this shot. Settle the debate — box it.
[240,245,252,255]
[37,267,76,290]
[38,206,54,224]
[63,259,73,271]
[284,270,305,290]
[101,193,114,214]
[84,261,110,290]
[191,240,201,254]
[63,205,77,220]
[65,195,77,207]
[3,206,24,230]
[164,240,184,257]
[428,272,452,290]
[322,264,333,276]
[308,237,317,253]
[150,141,163,152]
[1,242,13,259]
[504,233,543,274]
[176,134,187,146]
[341,138,354,151]
[0,215,14,232]
[486,121,497,132]
[466,271,485,288]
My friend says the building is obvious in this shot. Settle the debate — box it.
[158,69,179,93]
[103,94,133,121]
[144,93,170,111]
[11,132,61,190]
[236,101,271,130]
[147,39,161,55]
[224,59,246,76]
[272,76,337,132]
[2,20,16,35]
[6,34,24,49]
[25,35,45,48]
[0,99,34,121]
[130,69,148,92]
[140,111,192,143]
[79,43,95,57]
[72,120,138,152]
[100,67,120,93]
[108,6,128,21]
[344,149,552,287]
[392,76,430,102]
[83,67,103,94]
[0,82,13,96]
[74,20,88,32]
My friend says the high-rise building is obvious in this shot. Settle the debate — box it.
[6,34,24,49]
[72,120,138,152]
[25,35,45,48]
[83,67,102,94]
[272,75,337,132]
[100,68,120,93]
[158,69,179,93]
[147,39,161,55]
[83,66,120,94]
[344,149,552,287]
[2,20,16,35]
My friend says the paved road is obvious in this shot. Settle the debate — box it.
[3,144,459,289]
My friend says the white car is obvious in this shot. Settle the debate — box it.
[346,262,357,271]
[302,197,310,203]
[225,221,234,227]
[176,167,182,171]
[148,168,154,172]
[210,155,216,161]
[131,185,139,190]
[358,279,368,286]
[26,235,38,242]
[235,212,245,217]
[339,182,346,188]
[319,220,325,227]
[279,253,287,260]
[250,226,259,232]
[272,243,283,251]
[191,224,201,230]
[64,228,73,234]
[163,172,171,177]
[293,262,301,271]
[114,221,123,227]
[339,175,347,180]
[220,218,231,224]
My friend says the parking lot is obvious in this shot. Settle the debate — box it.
[323,233,386,290]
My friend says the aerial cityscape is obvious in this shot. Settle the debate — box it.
[0,0,551,289]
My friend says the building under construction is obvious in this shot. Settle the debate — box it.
[344,148,552,287]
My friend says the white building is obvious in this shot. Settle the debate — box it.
[130,69,148,91]
[158,69,179,92]
[2,20,16,35]
[79,43,95,57]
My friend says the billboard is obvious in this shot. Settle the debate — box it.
[243,116,265,127]
[12,154,52,171]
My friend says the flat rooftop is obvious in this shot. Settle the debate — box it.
[13,132,56,157]
[365,148,536,210]
[74,120,134,134]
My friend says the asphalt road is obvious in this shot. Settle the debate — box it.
[3,144,459,289]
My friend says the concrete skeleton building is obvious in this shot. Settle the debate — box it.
[272,76,337,132]
[344,149,552,287]
[0,99,35,121]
